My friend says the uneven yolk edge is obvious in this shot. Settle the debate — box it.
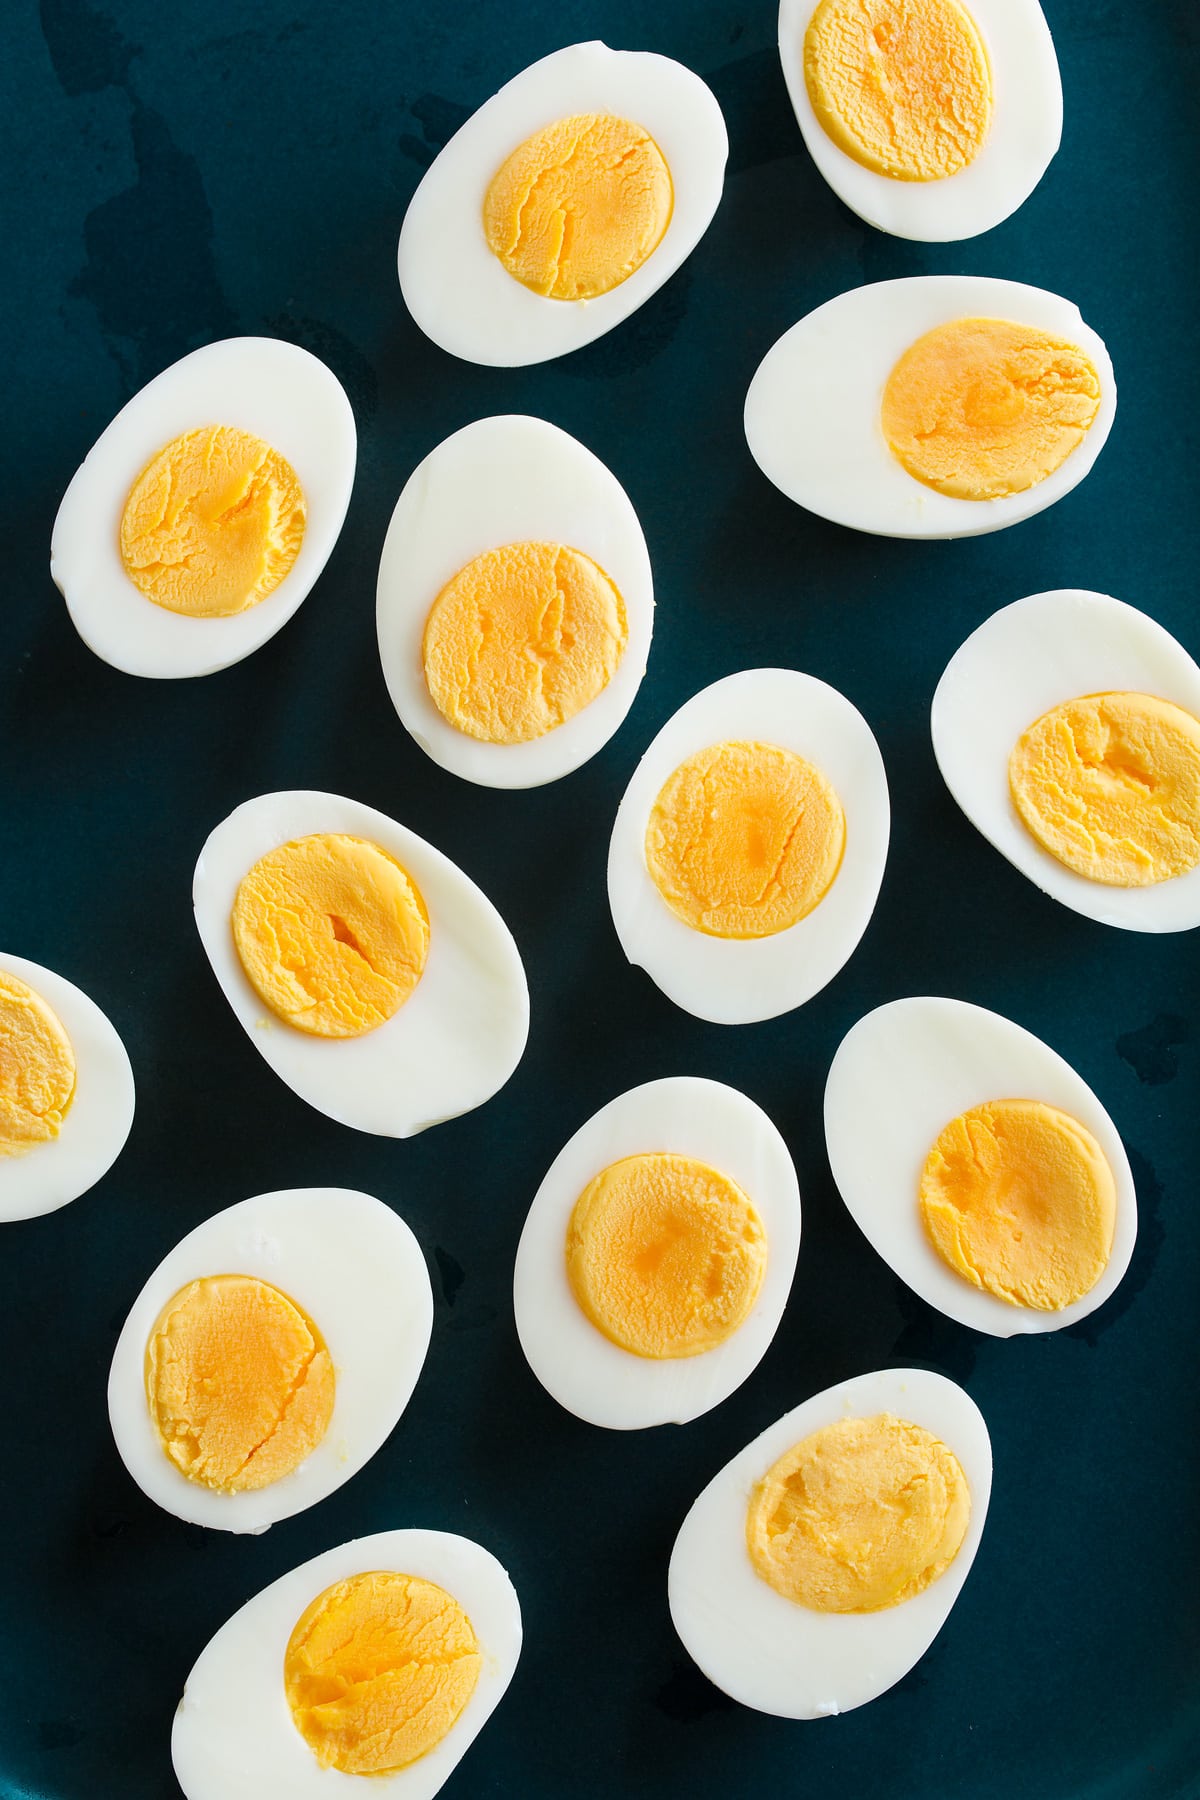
[565,1153,768,1359]
[0,971,76,1159]
[285,1571,481,1775]
[1009,691,1200,887]
[919,1099,1117,1310]
[145,1274,335,1492]
[804,0,993,182]
[232,833,430,1038]
[120,424,305,618]
[746,1414,970,1612]
[422,540,629,744]
[483,113,673,300]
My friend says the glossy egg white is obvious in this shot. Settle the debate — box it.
[52,338,356,678]
[398,42,727,366]
[377,415,653,787]
[193,791,529,1135]
[669,1367,991,1717]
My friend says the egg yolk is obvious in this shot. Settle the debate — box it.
[1008,691,1200,887]
[119,424,305,617]
[232,833,429,1038]
[747,1414,970,1612]
[483,113,673,300]
[422,541,628,744]
[881,318,1101,500]
[566,1153,768,1359]
[0,971,76,1159]
[284,1571,481,1775]
[804,0,993,181]
[919,1099,1116,1310]
[145,1274,335,1492]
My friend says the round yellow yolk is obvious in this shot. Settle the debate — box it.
[285,1571,481,1775]
[919,1099,1117,1310]
[422,541,629,745]
[0,971,77,1159]
[804,0,993,182]
[565,1153,768,1359]
[483,113,673,301]
[746,1414,970,1613]
[645,740,845,939]
[1008,691,1200,887]
[881,318,1102,501]
[145,1274,335,1492]
[231,834,430,1038]
[120,424,305,618]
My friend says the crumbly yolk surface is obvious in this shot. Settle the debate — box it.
[120,425,305,617]
[232,834,429,1039]
[881,318,1102,501]
[804,0,993,181]
[919,1099,1116,1310]
[1009,691,1200,887]
[0,971,77,1159]
[145,1274,334,1492]
[483,113,673,300]
[422,540,628,744]
[747,1413,970,1612]
[566,1152,768,1359]
[285,1571,481,1775]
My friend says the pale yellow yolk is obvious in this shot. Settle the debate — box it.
[483,113,673,300]
[422,541,628,744]
[565,1153,768,1359]
[1009,691,1200,887]
[919,1099,1116,1310]
[120,424,305,617]
[746,1414,970,1612]
[804,0,993,181]
[0,972,77,1158]
[145,1274,335,1492]
[232,834,429,1039]
[285,1571,481,1775]
[645,740,845,939]
[881,318,1102,500]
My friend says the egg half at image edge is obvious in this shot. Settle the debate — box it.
[669,1367,990,1717]
[398,41,727,366]
[377,415,654,787]
[172,1528,522,1800]
[745,276,1114,539]
[193,791,529,1135]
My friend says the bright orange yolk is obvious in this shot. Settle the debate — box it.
[483,113,673,300]
[422,540,628,744]
[285,1571,481,1775]
[746,1414,970,1612]
[0,971,76,1159]
[145,1274,334,1492]
[565,1153,768,1359]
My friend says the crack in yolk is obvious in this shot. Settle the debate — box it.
[0,970,77,1159]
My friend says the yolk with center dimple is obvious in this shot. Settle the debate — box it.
[0,970,76,1159]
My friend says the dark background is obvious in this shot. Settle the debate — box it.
[2,1,1198,1795]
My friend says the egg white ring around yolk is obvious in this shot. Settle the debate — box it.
[51,337,356,679]
[172,1528,522,1800]
[744,276,1115,540]
[932,590,1200,933]
[376,415,654,788]
[397,41,728,367]
[668,1366,991,1719]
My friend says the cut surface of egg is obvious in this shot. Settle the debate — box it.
[172,1528,521,1799]
[514,1077,801,1428]
[824,996,1137,1336]
[52,338,356,678]
[377,416,653,786]
[193,791,528,1135]
[608,670,889,1023]
[669,1367,990,1716]
[933,590,1200,932]
[780,0,1062,241]
[398,42,727,366]
[745,277,1114,539]
[108,1187,432,1532]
